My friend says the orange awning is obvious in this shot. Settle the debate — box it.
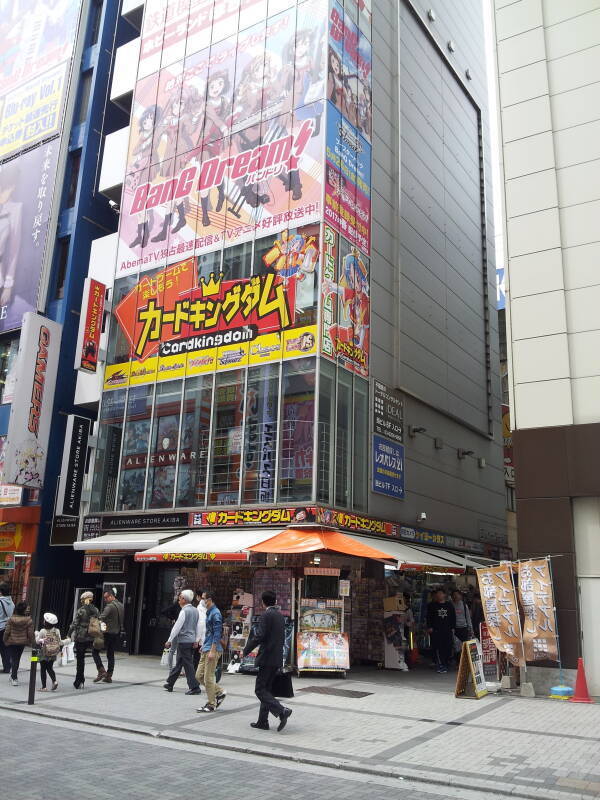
[247,527,397,563]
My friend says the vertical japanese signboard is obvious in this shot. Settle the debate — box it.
[56,415,91,517]
[319,0,371,377]
[0,0,83,333]
[1,313,62,488]
[518,558,558,663]
[75,278,106,373]
[476,564,525,667]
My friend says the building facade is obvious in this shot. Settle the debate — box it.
[0,0,133,617]
[78,0,504,658]
[494,0,600,690]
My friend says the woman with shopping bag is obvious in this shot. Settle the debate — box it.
[68,591,100,689]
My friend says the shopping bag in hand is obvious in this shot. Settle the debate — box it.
[160,648,171,668]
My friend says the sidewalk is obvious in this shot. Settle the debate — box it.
[1,653,599,800]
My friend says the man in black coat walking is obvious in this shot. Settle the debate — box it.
[243,590,292,732]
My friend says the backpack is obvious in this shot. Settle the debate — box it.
[41,628,61,659]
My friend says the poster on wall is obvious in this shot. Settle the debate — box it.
[2,313,62,488]
[372,435,404,499]
[0,141,61,333]
[320,227,370,376]
[104,224,319,389]
[117,0,328,278]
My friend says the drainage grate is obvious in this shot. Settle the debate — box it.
[297,686,373,698]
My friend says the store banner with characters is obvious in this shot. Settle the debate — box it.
[117,0,327,277]
[105,225,318,389]
[320,225,369,376]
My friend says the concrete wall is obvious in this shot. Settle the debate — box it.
[368,0,505,544]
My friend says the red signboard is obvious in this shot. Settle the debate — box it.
[114,259,297,363]
[189,507,318,528]
[76,278,106,373]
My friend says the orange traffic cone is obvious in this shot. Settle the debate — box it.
[569,658,594,704]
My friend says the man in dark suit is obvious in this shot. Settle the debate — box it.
[243,590,292,732]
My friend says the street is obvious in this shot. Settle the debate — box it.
[0,654,598,799]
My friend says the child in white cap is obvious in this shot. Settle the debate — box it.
[35,613,68,691]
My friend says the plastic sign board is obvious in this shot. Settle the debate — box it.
[2,313,62,487]
[455,639,488,699]
[372,435,405,499]
[75,278,105,373]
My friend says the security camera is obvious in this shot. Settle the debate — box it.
[417,512,427,523]
[108,199,120,212]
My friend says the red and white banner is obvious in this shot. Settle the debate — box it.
[75,278,106,373]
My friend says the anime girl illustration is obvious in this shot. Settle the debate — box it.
[128,104,161,249]
[195,69,232,227]
[322,245,370,360]
[327,48,344,109]
[150,85,200,242]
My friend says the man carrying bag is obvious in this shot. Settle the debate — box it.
[243,590,292,733]
[93,588,125,683]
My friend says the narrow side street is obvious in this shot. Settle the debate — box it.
[1,655,599,800]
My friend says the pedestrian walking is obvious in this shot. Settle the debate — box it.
[163,589,202,695]
[470,591,484,638]
[0,582,15,674]
[192,588,207,671]
[68,591,100,689]
[242,590,292,732]
[92,588,125,683]
[451,589,473,644]
[35,612,68,691]
[3,601,34,686]
[426,588,456,674]
[196,591,226,713]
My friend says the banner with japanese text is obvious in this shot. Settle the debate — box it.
[0,0,83,333]
[476,564,525,668]
[105,222,319,389]
[518,558,558,663]
[117,0,327,278]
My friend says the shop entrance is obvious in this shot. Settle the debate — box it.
[139,564,181,655]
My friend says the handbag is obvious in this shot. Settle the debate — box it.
[87,615,102,637]
[272,670,294,699]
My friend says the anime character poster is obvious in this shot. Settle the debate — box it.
[321,234,370,377]
[357,32,372,142]
[0,0,81,96]
[357,0,371,34]
[0,141,60,334]
[325,101,371,254]
[327,2,344,113]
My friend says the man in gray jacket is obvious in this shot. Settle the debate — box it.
[0,583,15,673]
[164,589,202,695]
[93,588,125,683]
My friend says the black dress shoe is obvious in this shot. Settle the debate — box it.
[250,722,270,730]
[277,707,292,732]
[185,687,201,695]
[163,683,173,692]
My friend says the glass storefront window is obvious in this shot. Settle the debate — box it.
[106,275,138,367]
[335,369,352,507]
[145,380,183,509]
[317,359,335,504]
[279,358,315,502]
[90,389,127,512]
[176,375,213,507]
[208,369,244,505]
[198,248,222,282]
[242,364,279,504]
[353,377,368,511]
[117,384,154,511]
[0,337,19,405]
[222,241,253,280]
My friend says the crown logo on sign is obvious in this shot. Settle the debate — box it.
[200,272,223,297]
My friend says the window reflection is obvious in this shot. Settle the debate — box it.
[117,385,154,510]
[146,380,183,508]
[177,375,213,506]
[208,369,244,505]
[279,357,315,502]
[91,389,127,512]
[242,364,279,504]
